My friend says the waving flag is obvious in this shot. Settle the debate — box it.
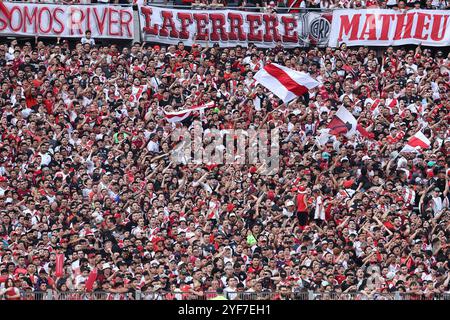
[327,106,373,139]
[287,0,303,13]
[400,131,431,153]
[164,102,215,123]
[254,63,319,103]
[55,253,64,277]
[85,268,98,292]
[316,128,334,146]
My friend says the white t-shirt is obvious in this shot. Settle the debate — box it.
[147,140,159,153]
[81,37,96,46]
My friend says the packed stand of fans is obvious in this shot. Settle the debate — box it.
[0,34,449,300]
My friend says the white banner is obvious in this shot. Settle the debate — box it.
[329,9,450,47]
[0,3,134,39]
[138,5,331,48]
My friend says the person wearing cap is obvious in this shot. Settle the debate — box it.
[429,185,448,217]
[282,199,296,218]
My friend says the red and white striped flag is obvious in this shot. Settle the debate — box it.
[327,106,373,139]
[287,0,303,12]
[253,63,319,103]
[164,101,215,123]
[400,131,431,153]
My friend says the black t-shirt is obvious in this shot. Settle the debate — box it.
[432,178,446,193]
[125,221,138,233]
[399,94,419,105]
[358,175,373,190]
[397,77,407,88]
[20,63,36,72]
[159,98,171,108]
[171,94,183,108]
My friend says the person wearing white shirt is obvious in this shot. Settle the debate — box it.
[150,69,163,92]
[147,134,160,153]
[38,152,51,167]
[283,200,295,218]
[223,277,239,300]
[81,30,96,46]
[74,268,90,287]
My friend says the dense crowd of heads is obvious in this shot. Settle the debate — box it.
[0,33,449,300]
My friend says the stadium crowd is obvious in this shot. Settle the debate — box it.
[0,29,449,300]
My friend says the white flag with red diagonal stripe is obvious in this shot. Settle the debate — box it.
[327,106,358,137]
[400,131,431,153]
[164,101,215,123]
[253,63,319,103]
[327,106,374,139]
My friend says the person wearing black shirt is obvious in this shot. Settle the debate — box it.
[399,86,419,105]
[159,90,172,107]
[171,86,184,108]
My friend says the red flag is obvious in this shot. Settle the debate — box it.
[356,124,374,139]
[0,0,11,20]
[85,268,98,292]
[55,253,64,277]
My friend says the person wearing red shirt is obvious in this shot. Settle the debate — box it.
[2,278,21,300]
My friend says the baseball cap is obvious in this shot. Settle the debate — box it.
[285,200,295,207]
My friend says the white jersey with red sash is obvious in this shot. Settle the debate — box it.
[206,200,220,220]
[131,85,148,103]
[228,79,239,96]
[386,98,398,109]
[403,186,416,206]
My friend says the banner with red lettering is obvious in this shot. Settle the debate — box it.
[329,9,450,47]
[138,5,331,48]
[0,3,134,38]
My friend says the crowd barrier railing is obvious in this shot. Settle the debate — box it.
[2,0,332,10]
[5,0,448,11]
[4,290,449,300]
